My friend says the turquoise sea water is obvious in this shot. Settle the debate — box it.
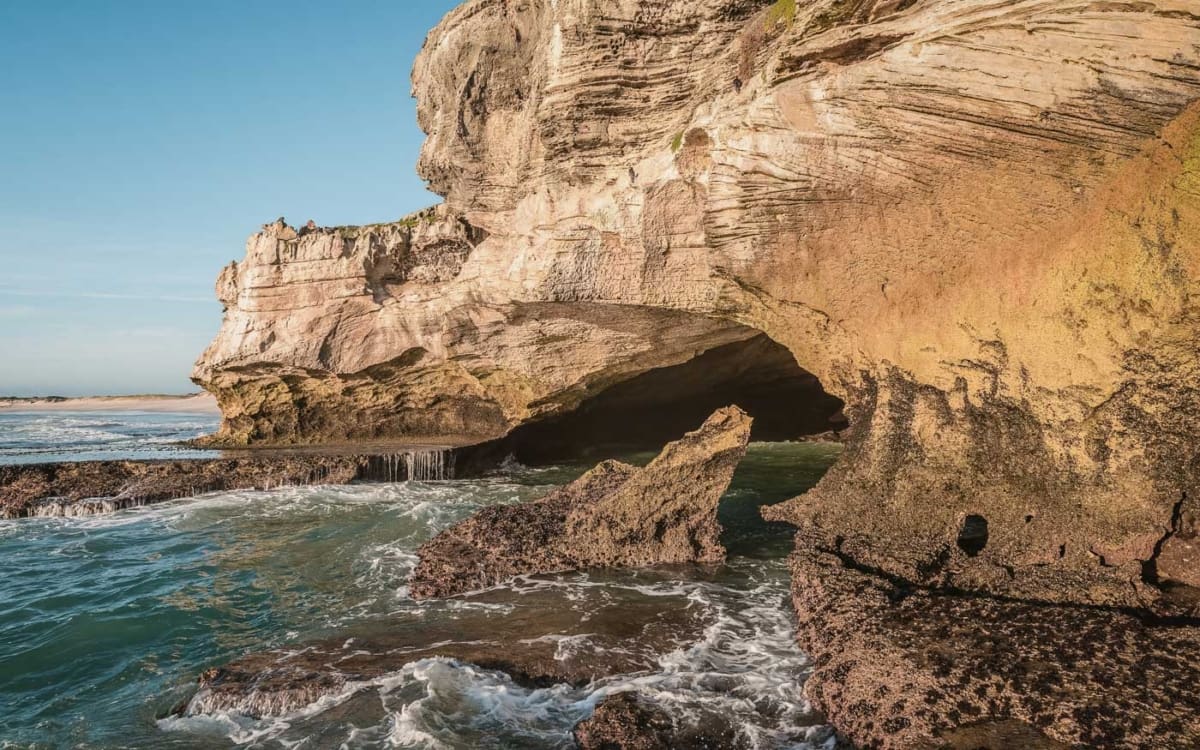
[0,412,841,749]
[0,411,220,465]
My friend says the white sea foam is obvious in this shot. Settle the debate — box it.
[0,411,221,465]
[11,443,839,749]
[173,560,834,749]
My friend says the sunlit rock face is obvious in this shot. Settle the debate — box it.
[196,0,1200,613]
[409,407,752,600]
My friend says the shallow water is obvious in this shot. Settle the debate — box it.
[0,411,221,465]
[0,440,841,749]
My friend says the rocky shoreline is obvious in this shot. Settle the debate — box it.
[9,411,1199,745]
[15,0,1200,745]
[786,534,1200,749]
[177,409,752,716]
[160,406,1200,748]
[0,448,454,519]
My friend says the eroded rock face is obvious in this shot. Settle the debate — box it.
[408,406,751,599]
[193,0,1200,615]
[186,2,1200,744]
[192,208,760,447]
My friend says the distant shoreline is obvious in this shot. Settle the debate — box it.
[0,393,220,414]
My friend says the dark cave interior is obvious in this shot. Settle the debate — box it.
[493,333,847,465]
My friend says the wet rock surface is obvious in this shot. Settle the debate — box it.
[0,457,359,519]
[788,534,1200,750]
[572,692,744,750]
[183,581,713,720]
[0,448,453,519]
[409,407,751,599]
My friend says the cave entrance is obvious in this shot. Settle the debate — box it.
[502,333,847,465]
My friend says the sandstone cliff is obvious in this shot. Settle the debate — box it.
[186,2,1200,745]
[196,0,1200,617]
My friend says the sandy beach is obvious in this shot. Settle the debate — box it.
[0,392,219,414]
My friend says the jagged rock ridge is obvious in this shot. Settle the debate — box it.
[408,406,752,599]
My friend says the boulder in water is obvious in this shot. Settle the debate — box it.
[408,406,752,599]
[573,692,746,750]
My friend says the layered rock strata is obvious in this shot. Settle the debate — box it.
[192,210,762,448]
[194,0,1200,613]
[190,0,1200,744]
[409,406,751,599]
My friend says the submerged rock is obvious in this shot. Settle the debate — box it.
[0,457,357,519]
[788,533,1200,750]
[408,406,751,599]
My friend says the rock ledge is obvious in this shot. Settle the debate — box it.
[409,406,752,599]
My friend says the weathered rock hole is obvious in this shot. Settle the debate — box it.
[957,515,989,557]
[495,332,845,464]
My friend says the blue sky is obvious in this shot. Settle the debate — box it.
[0,1,459,396]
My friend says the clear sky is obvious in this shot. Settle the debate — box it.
[0,1,460,396]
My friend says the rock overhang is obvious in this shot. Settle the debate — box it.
[193,0,1200,656]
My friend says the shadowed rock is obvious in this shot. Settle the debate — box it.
[787,532,1200,750]
[408,407,752,599]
